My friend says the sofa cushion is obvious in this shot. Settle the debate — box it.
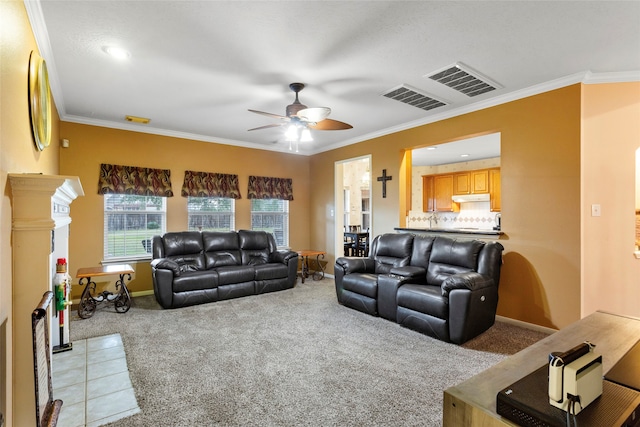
[372,233,413,274]
[203,231,241,268]
[427,237,484,286]
[341,273,378,299]
[162,231,205,271]
[173,270,218,293]
[169,254,206,273]
[409,235,436,270]
[215,265,256,285]
[162,231,203,257]
[397,284,448,320]
[238,230,272,265]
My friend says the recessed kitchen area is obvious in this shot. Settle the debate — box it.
[400,132,502,237]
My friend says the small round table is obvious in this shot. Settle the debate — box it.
[76,264,134,319]
[296,250,326,283]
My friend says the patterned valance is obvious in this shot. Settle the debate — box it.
[98,163,174,197]
[247,176,293,201]
[181,170,241,199]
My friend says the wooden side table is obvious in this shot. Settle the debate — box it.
[443,311,640,426]
[76,264,134,319]
[296,250,326,283]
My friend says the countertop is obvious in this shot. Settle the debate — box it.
[395,227,504,236]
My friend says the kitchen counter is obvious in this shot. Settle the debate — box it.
[395,227,504,236]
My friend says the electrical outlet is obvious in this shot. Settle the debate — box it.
[591,204,601,217]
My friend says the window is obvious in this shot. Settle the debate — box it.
[343,188,350,228]
[187,197,235,231]
[361,189,370,230]
[104,194,166,259]
[251,199,289,247]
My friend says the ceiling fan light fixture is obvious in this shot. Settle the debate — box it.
[298,107,331,123]
[300,128,313,142]
[285,124,298,141]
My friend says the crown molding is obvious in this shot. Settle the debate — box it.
[60,115,305,156]
[24,0,67,116]
[583,70,640,84]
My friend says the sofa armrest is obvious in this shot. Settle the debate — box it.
[441,272,494,297]
[389,266,426,281]
[151,258,181,276]
[270,250,298,264]
[335,257,374,274]
[378,273,421,321]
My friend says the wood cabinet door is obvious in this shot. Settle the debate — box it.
[453,172,471,195]
[435,175,457,212]
[489,168,501,212]
[471,170,489,193]
[422,175,435,212]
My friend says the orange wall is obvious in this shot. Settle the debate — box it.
[311,85,583,329]
[1,1,61,424]
[581,82,640,318]
[58,123,311,299]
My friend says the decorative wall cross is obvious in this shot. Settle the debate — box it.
[377,169,392,198]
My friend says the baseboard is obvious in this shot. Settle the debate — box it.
[496,315,557,335]
[70,289,155,306]
[130,290,155,298]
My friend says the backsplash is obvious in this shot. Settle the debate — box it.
[407,202,500,231]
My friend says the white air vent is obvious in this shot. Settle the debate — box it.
[426,63,501,97]
[382,84,447,111]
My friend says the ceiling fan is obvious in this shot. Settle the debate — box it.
[248,83,353,137]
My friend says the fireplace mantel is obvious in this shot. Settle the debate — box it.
[9,173,84,426]
[9,174,83,230]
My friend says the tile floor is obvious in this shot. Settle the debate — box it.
[52,334,140,427]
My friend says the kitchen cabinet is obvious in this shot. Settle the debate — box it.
[434,174,458,212]
[423,168,499,212]
[422,175,435,212]
[489,168,501,212]
[453,173,470,195]
[422,174,458,212]
[453,170,489,195]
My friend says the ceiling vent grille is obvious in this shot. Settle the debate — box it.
[381,84,447,111]
[426,63,501,97]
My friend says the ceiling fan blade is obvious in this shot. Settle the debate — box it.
[297,107,331,123]
[248,123,285,131]
[308,118,353,130]
[248,109,288,120]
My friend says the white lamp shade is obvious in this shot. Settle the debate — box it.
[297,107,331,123]
[300,128,313,142]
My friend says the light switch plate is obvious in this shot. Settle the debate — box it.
[591,204,601,217]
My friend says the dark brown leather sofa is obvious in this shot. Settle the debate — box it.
[334,233,504,344]
[151,230,298,309]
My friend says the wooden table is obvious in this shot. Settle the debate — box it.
[296,250,326,283]
[443,311,640,426]
[76,264,134,319]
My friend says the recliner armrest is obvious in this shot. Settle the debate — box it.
[389,266,426,280]
[441,272,494,297]
[335,257,374,274]
[151,258,181,276]
[270,250,298,264]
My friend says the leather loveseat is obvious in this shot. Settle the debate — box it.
[334,233,504,344]
[151,230,298,309]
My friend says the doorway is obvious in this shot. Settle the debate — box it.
[334,155,371,259]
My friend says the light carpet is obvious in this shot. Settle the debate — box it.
[69,278,549,426]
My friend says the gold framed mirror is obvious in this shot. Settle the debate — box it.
[28,51,52,151]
